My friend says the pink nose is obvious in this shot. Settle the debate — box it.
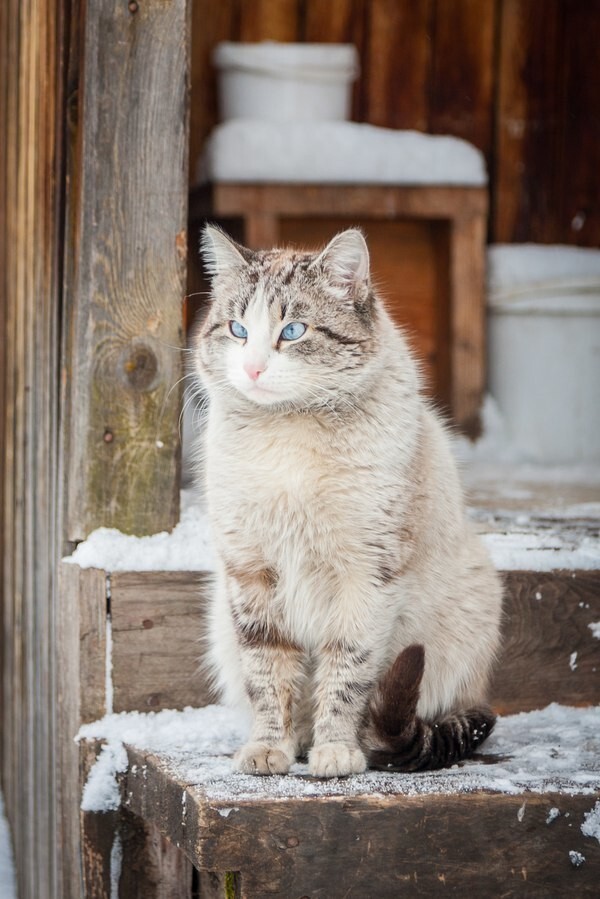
[244,360,266,381]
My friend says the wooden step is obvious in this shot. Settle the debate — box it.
[81,702,600,897]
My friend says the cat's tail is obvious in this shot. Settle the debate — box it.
[367,644,496,772]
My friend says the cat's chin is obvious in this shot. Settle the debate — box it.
[238,383,291,407]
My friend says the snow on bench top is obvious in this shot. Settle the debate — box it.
[198,121,487,186]
[78,703,600,812]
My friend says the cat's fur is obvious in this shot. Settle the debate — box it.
[194,225,502,778]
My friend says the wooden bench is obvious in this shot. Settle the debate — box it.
[193,182,488,435]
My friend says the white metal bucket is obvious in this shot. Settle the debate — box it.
[487,246,600,463]
[213,42,359,123]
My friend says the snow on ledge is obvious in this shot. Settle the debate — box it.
[77,702,600,811]
[63,486,600,573]
[198,121,487,186]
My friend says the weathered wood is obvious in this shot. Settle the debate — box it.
[494,0,600,245]
[211,183,488,432]
[57,563,108,899]
[212,183,488,221]
[102,567,600,715]
[124,745,600,896]
[365,0,433,130]
[428,0,496,161]
[0,0,67,895]
[62,0,189,539]
[491,571,600,713]
[239,0,299,42]
[111,571,214,713]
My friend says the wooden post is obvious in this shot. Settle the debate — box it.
[61,0,190,541]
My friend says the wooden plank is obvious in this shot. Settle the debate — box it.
[125,746,600,895]
[428,0,496,160]
[61,0,188,540]
[238,0,300,42]
[212,183,488,220]
[106,568,600,715]
[111,571,214,713]
[57,563,108,899]
[491,570,600,714]
[494,0,600,245]
[364,0,433,130]
[448,208,487,434]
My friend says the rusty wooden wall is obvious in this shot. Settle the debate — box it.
[190,0,600,247]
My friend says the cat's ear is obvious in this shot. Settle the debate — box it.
[200,225,251,278]
[312,229,370,297]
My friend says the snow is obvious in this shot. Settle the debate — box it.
[77,702,600,811]
[81,742,128,812]
[581,800,600,843]
[63,490,215,573]
[589,622,600,640]
[198,121,487,186]
[0,791,17,899]
[62,492,600,574]
[569,850,586,867]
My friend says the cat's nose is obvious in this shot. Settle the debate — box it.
[244,360,267,381]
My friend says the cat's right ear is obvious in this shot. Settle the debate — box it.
[200,225,251,279]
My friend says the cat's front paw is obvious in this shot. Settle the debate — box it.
[308,742,366,778]
[234,741,292,776]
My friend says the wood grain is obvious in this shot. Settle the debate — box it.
[111,571,215,713]
[494,0,600,244]
[428,0,496,160]
[124,745,600,895]
[0,0,67,894]
[365,0,433,130]
[61,0,188,539]
[104,567,600,715]
[491,570,600,713]
[57,563,108,899]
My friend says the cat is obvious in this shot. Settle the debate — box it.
[193,225,503,779]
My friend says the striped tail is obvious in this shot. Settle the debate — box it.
[368,645,496,772]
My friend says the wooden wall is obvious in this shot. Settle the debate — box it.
[190,0,600,247]
[0,0,65,895]
[1,2,191,896]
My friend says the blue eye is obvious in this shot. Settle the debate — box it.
[229,320,247,339]
[280,322,307,341]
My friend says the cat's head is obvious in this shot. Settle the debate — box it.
[195,226,382,411]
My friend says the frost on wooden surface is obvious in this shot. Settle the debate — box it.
[198,121,487,186]
[78,703,600,812]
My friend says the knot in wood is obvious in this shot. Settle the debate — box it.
[123,343,159,392]
[128,1,139,13]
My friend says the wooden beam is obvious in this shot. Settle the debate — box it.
[124,745,600,895]
[61,0,190,540]
[57,562,108,899]
[102,567,600,715]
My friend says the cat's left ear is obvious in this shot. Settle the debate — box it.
[311,229,370,298]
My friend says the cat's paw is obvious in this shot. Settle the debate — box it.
[308,742,366,778]
[233,741,292,776]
